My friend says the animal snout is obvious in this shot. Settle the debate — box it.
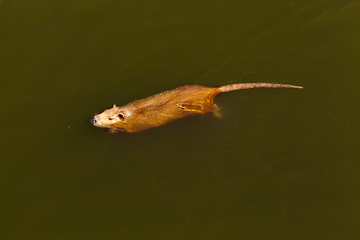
[92,117,97,125]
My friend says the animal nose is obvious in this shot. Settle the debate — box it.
[92,117,97,124]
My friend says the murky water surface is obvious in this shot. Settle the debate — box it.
[1,0,360,239]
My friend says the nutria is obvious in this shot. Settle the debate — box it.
[92,82,302,133]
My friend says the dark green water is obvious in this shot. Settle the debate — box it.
[1,0,360,239]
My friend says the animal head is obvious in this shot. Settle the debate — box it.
[92,104,130,131]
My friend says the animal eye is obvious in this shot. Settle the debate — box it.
[108,118,112,121]
[118,114,125,120]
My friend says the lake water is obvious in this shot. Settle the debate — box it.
[1,0,360,239]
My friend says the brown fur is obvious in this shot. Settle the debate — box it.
[92,83,302,133]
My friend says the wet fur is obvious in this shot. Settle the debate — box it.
[92,83,302,133]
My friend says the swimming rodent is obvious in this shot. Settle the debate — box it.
[92,82,303,133]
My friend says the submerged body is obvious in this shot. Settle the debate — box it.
[92,83,302,133]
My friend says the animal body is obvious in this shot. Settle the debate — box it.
[92,82,302,133]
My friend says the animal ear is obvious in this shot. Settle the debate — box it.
[113,103,117,108]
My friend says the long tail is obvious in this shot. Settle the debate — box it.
[217,82,303,93]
